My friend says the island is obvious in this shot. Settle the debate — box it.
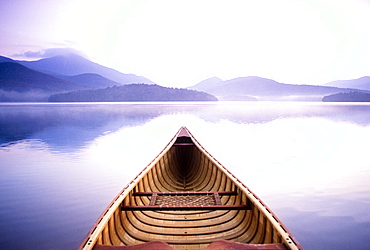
[322,91,370,102]
[48,84,218,102]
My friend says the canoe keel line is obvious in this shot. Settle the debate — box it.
[79,127,303,250]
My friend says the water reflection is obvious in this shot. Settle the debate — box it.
[1,102,370,249]
[191,116,370,250]
[0,103,159,148]
[2,102,370,149]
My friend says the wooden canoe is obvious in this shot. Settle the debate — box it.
[79,127,303,250]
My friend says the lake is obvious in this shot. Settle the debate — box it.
[1,101,370,250]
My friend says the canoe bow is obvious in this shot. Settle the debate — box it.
[79,127,303,250]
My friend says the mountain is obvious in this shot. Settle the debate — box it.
[0,62,89,101]
[0,62,81,92]
[324,76,370,91]
[49,84,218,102]
[0,54,154,101]
[190,76,364,101]
[189,77,224,91]
[0,56,16,63]
[57,73,119,89]
[17,54,153,85]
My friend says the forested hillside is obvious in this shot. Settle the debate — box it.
[322,91,370,102]
[49,84,218,102]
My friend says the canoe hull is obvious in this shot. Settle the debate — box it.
[79,127,302,250]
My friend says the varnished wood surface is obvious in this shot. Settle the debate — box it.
[79,127,303,250]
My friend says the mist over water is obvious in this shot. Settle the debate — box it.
[1,102,370,250]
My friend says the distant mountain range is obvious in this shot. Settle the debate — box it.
[324,76,370,91]
[0,62,79,92]
[16,54,153,85]
[0,54,154,101]
[0,54,216,102]
[1,53,370,102]
[189,76,370,101]
[0,62,84,101]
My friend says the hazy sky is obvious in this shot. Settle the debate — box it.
[1,0,370,87]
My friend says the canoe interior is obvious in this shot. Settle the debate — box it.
[80,127,302,250]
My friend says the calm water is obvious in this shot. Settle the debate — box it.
[1,102,370,250]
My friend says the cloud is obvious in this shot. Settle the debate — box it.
[14,48,87,59]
